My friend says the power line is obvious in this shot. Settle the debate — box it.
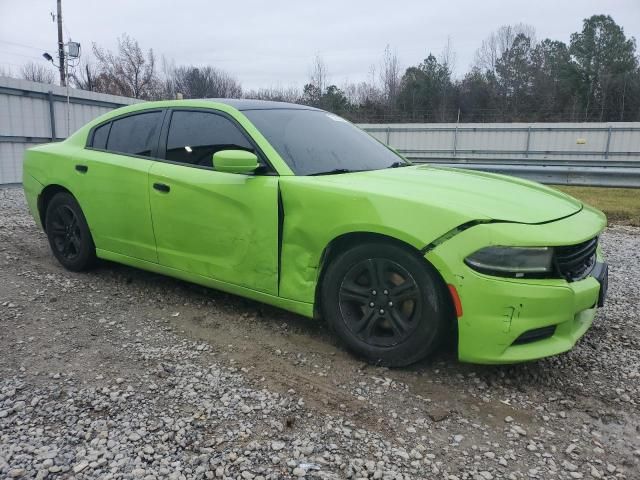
[0,49,48,62]
[0,39,51,52]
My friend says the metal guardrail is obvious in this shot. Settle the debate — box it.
[361,124,640,188]
[402,155,640,188]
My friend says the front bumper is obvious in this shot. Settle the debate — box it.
[426,205,608,364]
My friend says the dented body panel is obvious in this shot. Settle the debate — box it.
[23,99,608,364]
[425,205,607,363]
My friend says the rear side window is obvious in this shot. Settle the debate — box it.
[91,122,111,149]
[166,111,253,167]
[106,111,162,157]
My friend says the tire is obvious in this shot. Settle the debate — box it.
[44,192,96,271]
[321,242,449,367]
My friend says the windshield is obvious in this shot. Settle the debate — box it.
[243,109,406,176]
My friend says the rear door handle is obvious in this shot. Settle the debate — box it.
[153,182,170,193]
[75,164,88,173]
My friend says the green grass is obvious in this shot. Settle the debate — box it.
[553,185,640,227]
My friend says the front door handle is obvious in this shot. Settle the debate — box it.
[75,164,88,173]
[153,182,170,193]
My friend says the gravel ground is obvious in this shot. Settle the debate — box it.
[0,185,638,480]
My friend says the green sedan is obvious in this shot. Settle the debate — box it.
[22,100,609,366]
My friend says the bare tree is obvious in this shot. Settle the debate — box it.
[380,45,400,105]
[20,62,56,84]
[438,38,457,121]
[0,66,15,78]
[244,86,301,103]
[158,55,177,99]
[69,61,101,91]
[309,54,328,94]
[474,24,536,72]
[439,36,457,76]
[92,34,158,99]
[166,65,242,99]
[347,80,383,105]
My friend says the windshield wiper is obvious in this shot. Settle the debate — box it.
[308,168,361,176]
[388,161,410,168]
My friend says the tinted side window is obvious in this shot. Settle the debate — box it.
[166,111,253,167]
[106,112,162,157]
[91,122,111,149]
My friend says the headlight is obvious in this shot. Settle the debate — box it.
[464,246,553,278]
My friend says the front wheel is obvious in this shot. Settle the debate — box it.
[321,242,450,367]
[44,192,96,271]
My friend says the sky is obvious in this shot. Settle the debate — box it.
[0,0,639,90]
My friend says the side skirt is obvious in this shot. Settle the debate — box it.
[96,248,314,318]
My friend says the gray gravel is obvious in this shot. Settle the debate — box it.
[0,185,638,479]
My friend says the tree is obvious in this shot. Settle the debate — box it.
[529,39,576,120]
[309,54,328,95]
[495,33,535,119]
[166,65,241,99]
[301,83,321,107]
[570,15,639,120]
[69,61,101,91]
[397,54,454,121]
[458,69,499,122]
[438,38,457,121]
[320,85,350,113]
[474,24,536,73]
[21,62,56,84]
[244,86,301,103]
[92,34,158,99]
[380,45,400,106]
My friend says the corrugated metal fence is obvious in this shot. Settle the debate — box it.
[1,76,639,186]
[0,76,138,184]
[361,123,640,187]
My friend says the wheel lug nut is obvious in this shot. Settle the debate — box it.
[388,301,393,307]
[372,290,377,295]
[379,309,385,314]
[369,302,375,307]
[383,289,389,295]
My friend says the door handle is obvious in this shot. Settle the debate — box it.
[75,164,88,173]
[153,182,170,193]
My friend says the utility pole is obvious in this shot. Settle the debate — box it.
[56,0,65,86]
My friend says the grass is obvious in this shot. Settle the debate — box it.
[552,185,640,226]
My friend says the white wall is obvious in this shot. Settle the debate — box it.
[0,76,139,183]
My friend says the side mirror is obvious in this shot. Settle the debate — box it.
[212,150,259,174]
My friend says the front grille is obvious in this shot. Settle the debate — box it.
[554,237,598,281]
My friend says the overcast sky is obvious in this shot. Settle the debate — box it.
[0,0,638,90]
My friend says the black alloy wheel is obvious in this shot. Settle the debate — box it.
[45,192,96,271]
[48,204,82,261]
[339,258,422,347]
[321,242,449,367]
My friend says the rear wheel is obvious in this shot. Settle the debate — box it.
[44,192,96,271]
[321,242,449,367]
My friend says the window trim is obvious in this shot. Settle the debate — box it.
[84,106,278,176]
[90,121,112,151]
[158,107,278,176]
[84,109,166,161]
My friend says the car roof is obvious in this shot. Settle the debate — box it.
[203,98,321,111]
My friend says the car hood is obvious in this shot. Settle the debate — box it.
[306,165,582,224]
